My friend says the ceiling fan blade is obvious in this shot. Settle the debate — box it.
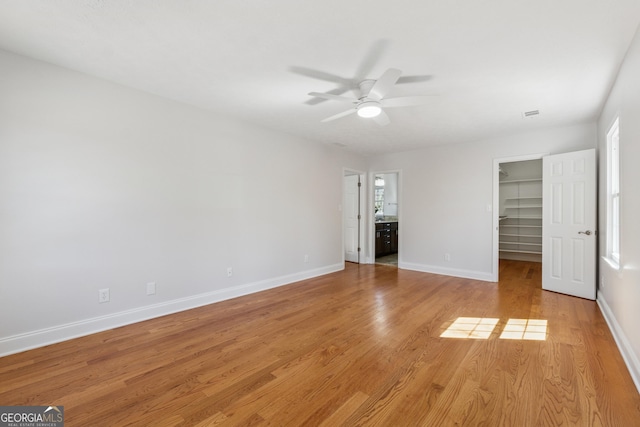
[382,95,434,108]
[397,75,432,84]
[308,92,358,104]
[354,39,390,81]
[289,66,350,85]
[305,87,350,105]
[373,110,390,126]
[321,108,357,123]
[368,68,402,100]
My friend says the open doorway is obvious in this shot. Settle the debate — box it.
[373,172,399,266]
[493,154,544,282]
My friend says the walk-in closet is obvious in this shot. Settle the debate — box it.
[498,159,543,262]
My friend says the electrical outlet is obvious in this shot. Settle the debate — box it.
[600,276,605,289]
[146,282,156,295]
[98,288,110,303]
[444,253,451,262]
[304,254,309,263]
[227,267,233,277]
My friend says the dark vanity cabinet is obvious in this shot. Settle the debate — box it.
[375,221,398,257]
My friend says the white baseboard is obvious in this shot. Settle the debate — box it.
[597,294,640,394]
[399,261,494,282]
[0,263,343,357]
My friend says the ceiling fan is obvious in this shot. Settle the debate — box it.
[308,67,434,126]
[290,39,431,106]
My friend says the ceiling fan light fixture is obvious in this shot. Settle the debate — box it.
[357,101,382,118]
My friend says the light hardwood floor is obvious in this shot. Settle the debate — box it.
[1,260,639,426]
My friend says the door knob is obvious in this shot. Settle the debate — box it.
[578,230,592,236]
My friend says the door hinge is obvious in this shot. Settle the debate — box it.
[357,214,361,220]
[357,247,361,252]
[357,182,362,187]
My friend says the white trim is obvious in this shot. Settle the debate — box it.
[399,261,494,282]
[0,263,343,357]
[597,293,640,394]
[601,255,621,271]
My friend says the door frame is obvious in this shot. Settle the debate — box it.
[343,169,366,264]
[492,153,547,281]
[369,169,401,265]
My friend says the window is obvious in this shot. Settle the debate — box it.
[606,118,620,266]
[374,176,384,216]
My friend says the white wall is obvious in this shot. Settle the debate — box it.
[0,50,366,355]
[596,24,640,391]
[368,123,596,280]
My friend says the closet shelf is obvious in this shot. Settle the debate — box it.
[505,196,542,200]
[500,224,542,228]
[500,233,542,238]
[499,249,543,254]
[504,204,542,208]
[500,178,542,184]
[504,197,542,205]
[499,241,542,247]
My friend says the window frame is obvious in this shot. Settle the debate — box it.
[606,117,620,267]
[374,176,385,216]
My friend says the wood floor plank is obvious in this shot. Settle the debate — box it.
[1,260,639,426]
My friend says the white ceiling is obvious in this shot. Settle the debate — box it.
[0,1,639,154]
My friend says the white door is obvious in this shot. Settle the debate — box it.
[344,174,360,263]
[542,149,596,300]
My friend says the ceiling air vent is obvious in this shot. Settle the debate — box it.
[522,110,540,118]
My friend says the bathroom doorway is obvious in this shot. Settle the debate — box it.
[373,171,399,266]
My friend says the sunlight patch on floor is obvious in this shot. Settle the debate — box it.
[440,317,500,339]
[499,318,547,341]
[440,317,548,340]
